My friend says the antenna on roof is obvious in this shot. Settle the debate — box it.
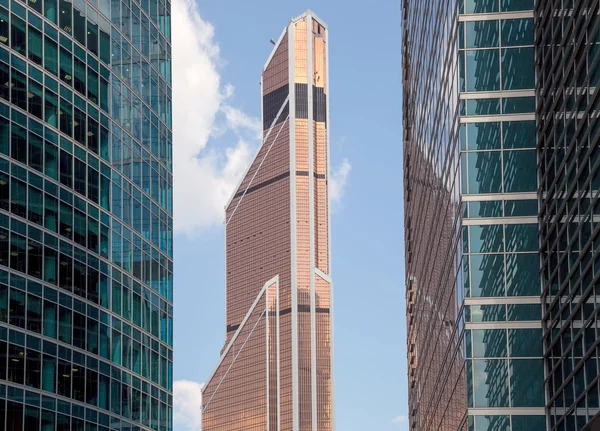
[270,39,276,45]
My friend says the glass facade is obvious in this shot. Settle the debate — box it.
[202,10,333,431]
[537,1,600,430]
[403,0,548,430]
[0,0,173,426]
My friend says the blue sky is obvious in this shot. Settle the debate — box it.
[170,1,405,430]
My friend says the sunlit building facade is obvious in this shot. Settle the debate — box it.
[403,0,546,430]
[202,10,334,431]
[0,0,174,426]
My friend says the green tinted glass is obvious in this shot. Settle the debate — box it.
[501,19,534,46]
[470,254,505,297]
[467,122,501,150]
[466,50,500,91]
[502,48,535,89]
[468,152,502,193]
[466,20,499,48]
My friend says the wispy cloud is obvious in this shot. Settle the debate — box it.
[330,158,352,209]
[392,415,408,425]
[174,380,204,430]
[172,0,258,236]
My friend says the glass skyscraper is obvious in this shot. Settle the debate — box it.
[403,0,555,430]
[202,10,334,431]
[0,0,173,426]
[537,1,600,430]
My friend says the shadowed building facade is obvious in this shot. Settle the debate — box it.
[201,10,334,431]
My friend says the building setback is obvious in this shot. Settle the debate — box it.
[202,10,334,431]
[403,0,551,430]
[0,0,174,427]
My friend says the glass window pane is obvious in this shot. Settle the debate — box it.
[501,18,534,46]
[467,122,501,150]
[507,303,542,321]
[502,96,535,114]
[502,48,534,90]
[472,359,509,407]
[469,200,502,218]
[475,416,509,431]
[505,224,538,252]
[469,224,504,253]
[467,304,506,322]
[503,121,536,149]
[466,20,499,48]
[508,329,542,357]
[504,200,537,217]
[470,254,505,297]
[466,49,500,91]
[472,329,507,358]
[468,152,502,193]
[511,415,546,431]
[466,0,498,13]
[510,359,545,406]
[503,150,537,193]
[500,0,534,12]
[506,253,539,296]
[466,99,501,116]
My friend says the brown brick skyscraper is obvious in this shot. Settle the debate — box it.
[201,10,334,431]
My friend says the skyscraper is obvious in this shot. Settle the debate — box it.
[403,0,547,430]
[537,2,600,430]
[202,10,334,431]
[0,0,173,427]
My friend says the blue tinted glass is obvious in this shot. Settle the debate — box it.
[466,0,499,13]
[469,201,503,218]
[475,416,510,431]
[507,303,542,321]
[510,359,545,406]
[501,18,534,46]
[502,97,535,114]
[470,254,505,297]
[502,48,535,89]
[504,200,538,217]
[506,253,540,296]
[500,0,534,12]
[503,150,537,193]
[467,122,501,150]
[503,121,536,149]
[468,151,502,193]
[505,224,538,252]
[472,329,507,357]
[466,50,500,91]
[466,99,501,116]
[467,304,507,322]
[466,20,499,48]
[508,329,543,357]
[472,359,509,407]
[470,225,504,253]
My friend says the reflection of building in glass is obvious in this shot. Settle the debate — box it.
[537,1,600,430]
[202,10,334,431]
[403,0,548,430]
[0,0,174,426]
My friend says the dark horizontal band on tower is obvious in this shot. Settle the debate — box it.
[233,172,290,199]
[295,171,326,179]
[226,305,330,332]
[233,171,326,200]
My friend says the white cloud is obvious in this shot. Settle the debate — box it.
[172,0,258,236]
[173,380,204,430]
[330,158,352,208]
[172,0,352,235]
[392,415,408,425]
